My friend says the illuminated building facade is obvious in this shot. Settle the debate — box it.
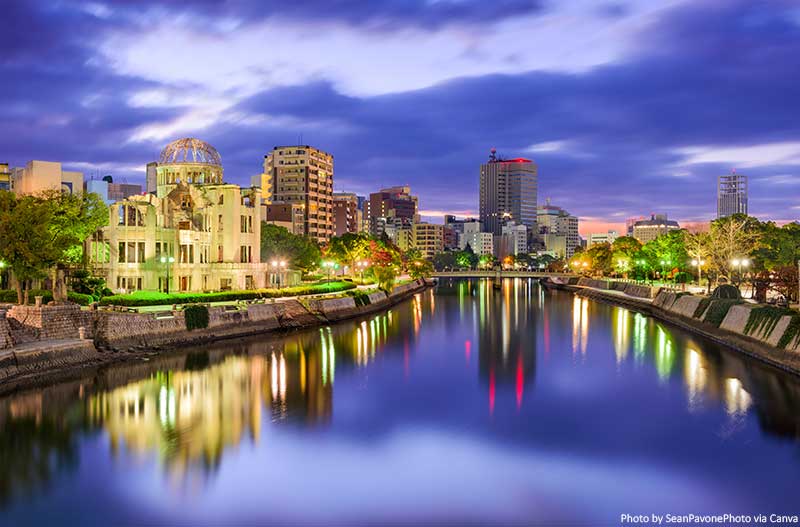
[333,192,362,235]
[9,160,83,195]
[88,138,270,293]
[479,150,537,237]
[717,172,748,218]
[631,214,680,243]
[537,202,580,258]
[367,186,419,236]
[262,145,334,243]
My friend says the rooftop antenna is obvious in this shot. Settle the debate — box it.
[489,148,497,163]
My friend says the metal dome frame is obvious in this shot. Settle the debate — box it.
[159,138,222,166]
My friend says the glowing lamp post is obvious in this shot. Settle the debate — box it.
[160,255,175,293]
[322,261,337,282]
[271,259,287,288]
[730,258,750,288]
[691,259,705,287]
[356,260,369,283]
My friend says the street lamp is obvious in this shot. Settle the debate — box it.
[322,261,336,282]
[691,259,706,287]
[659,259,672,283]
[730,258,750,288]
[159,255,175,293]
[356,260,369,283]
[0,261,6,290]
[271,259,287,288]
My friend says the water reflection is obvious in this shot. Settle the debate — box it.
[2,279,800,520]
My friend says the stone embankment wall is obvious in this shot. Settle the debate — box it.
[652,291,800,353]
[576,278,660,299]
[95,278,432,351]
[574,284,800,373]
[0,279,433,383]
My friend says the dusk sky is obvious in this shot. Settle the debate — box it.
[2,0,799,234]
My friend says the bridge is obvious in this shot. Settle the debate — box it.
[432,271,577,279]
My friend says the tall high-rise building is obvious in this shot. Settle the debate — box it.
[332,192,361,236]
[479,150,537,237]
[367,186,419,236]
[262,145,334,243]
[537,202,579,259]
[717,172,748,218]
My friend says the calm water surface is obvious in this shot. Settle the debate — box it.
[1,279,800,525]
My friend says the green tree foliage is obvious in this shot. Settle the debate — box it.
[366,239,401,292]
[432,251,457,271]
[260,223,321,274]
[0,192,60,303]
[326,232,370,271]
[586,242,613,275]
[641,230,689,279]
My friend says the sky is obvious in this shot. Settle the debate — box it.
[2,0,799,234]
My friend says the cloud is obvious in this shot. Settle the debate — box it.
[1,0,799,226]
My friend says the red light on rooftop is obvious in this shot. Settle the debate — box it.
[502,158,532,163]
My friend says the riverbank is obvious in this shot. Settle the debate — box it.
[0,278,434,393]
[545,277,800,376]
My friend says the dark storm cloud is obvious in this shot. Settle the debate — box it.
[98,0,545,30]
[228,0,800,218]
[1,0,798,222]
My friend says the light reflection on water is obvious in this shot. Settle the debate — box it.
[1,278,799,524]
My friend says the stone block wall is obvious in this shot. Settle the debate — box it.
[0,311,13,350]
[6,304,92,342]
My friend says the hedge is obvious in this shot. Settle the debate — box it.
[184,304,210,330]
[0,289,93,306]
[98,281,358,307]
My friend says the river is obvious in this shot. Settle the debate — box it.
[1,278,799,525]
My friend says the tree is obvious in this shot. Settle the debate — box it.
[640,230,689,281]
[586,242,613,275]
[326,232,370,272]
[367,240,401,292]
[611,236,642,256]
[260,223,321,274]
[38,190,108,301]
[706,215,761,285]
[432,251,457,271]
[408,259,434,279]
[0,192,58,303]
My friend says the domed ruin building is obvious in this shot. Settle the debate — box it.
[87,138,286,293]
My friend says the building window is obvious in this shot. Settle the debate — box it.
[218,214,223,231]
[245,275,254,290]
[220,278,232,291]
[179,244,194,264]
[240,245,251,263]
[218,245,223,262]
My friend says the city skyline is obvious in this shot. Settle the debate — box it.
[3,1,800,236]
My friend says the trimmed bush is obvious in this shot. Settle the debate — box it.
[704,299,743,327]
[0,289,54,303]
[711,284,742,300]
[184,304,210,331]
[67,292,94,305]
[98,281,357,307]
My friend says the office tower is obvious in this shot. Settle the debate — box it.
[0,163,10,191]
[588,230,619,246]
[10,160,84,195]
[412,223,444,259]
[537,202,580,259]
[631,214,680,243]
[717,172,748,218]
[333,192,361,236]
[367,186,419,236]
[479,150,537,236]
[263,145,334,243]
